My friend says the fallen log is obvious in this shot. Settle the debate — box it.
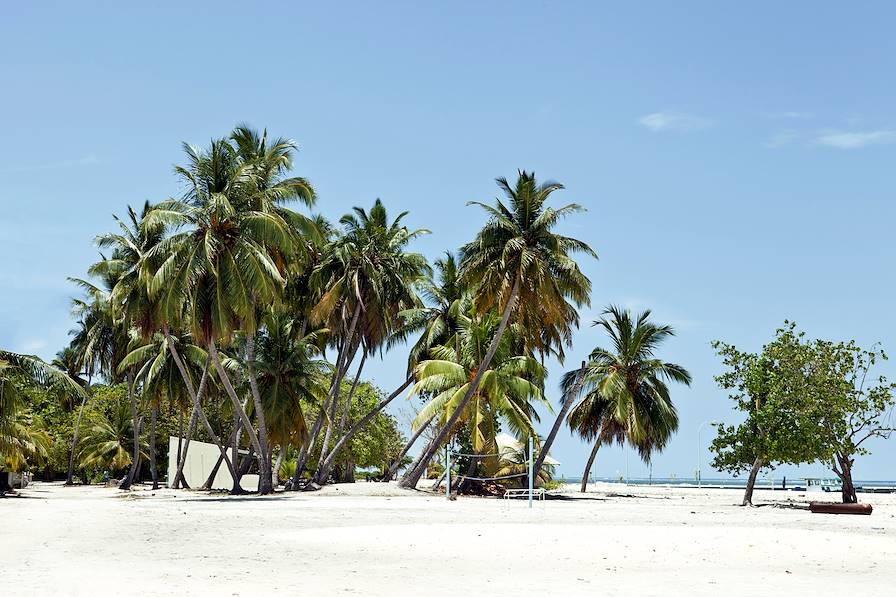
[809,501,872,515]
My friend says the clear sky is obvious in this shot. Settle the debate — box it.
[2,2,895,481]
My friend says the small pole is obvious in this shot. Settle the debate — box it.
[445,444,450,499]
[528,436,534,509]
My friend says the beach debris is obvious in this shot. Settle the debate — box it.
[809,501,872,515]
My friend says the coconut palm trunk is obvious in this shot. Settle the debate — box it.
[580,440,601,493]
[173,407,199,488]
[119,370,140,490]
[66,391,90,485]
[163,328,237,480]
[273,450,286,486]
[385,414,435,480]
[149,405,159,489]
[207,339,265,475]
[245,333,274,494]
[535,362,586,479]
[402,428,442,487]
[290,411,322,489]
[316,375,414,484]
[314,350,367,483]
[172,362,212,488]
[399,276,519,489]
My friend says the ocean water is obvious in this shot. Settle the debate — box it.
[561,476,896,491]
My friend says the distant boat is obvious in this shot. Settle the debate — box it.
[804,477,842,492]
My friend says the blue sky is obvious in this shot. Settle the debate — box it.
[2,2,895,480]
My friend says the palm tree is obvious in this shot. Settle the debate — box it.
[383,252,467,480]
[309,199,429,484]
[252,310,330,473]
[78,397,147,475]
[65,274,130,485]
[91,201,168,489]
[144,132,309,494]
[1,350,85,493]
[119,330,208,488]
[409,312,549,481]
[400,170,595,488]
[560,306,691,492]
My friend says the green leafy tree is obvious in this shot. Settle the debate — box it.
[711,323,836,506]
[804,338,895,503]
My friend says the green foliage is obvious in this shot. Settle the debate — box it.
[801,337,895,482]
[301,380,407,479]
[411,312,548,458]
[710,322,895,488]
[709,323,826,475]
[562,306,691,462]
[459,170,595,361]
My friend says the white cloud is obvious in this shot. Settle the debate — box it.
[638,111,714,133]
[814,130,896,150]
[768,111,813,120]
[0,154,99,173]
[764,129,800,148]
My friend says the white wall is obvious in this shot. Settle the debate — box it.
[167,437,258,491]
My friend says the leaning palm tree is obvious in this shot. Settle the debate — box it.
[400,170,595,489]
[308,199,429,484]
[383,252,468,480]
[91,201,168,489]
[561,306,692,492]
[144,133,307,494]
[410,312,549,477]
[65,274,131,485]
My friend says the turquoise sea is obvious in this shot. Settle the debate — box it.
[563,477,896,492]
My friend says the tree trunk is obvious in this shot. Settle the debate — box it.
[580,440,601,493]
[316,376,414,484]
[535,361,586,479]
[742,457,763,506]
[385,414,435,480]
[836,453,858,504]
[173,407,199,489]
[120,371,139,490]
[162,328,237,480]
[149,405,159,490]
[317,336,361,481]
[66,391,90,485]
[400,425,443,489]
[207,339,264,468]
[200,413,244,491]
[315,351,369,483]
[230,408,245,494]
[174,409,185,487]
[273,449,285,487]
[319,350,367,468]
[245,334,273,495]
[289,410,323,489]
[172,361,211,489]
[399,275,520,489]
[316,306,363,467]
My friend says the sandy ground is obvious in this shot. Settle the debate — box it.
[3,481,895,596]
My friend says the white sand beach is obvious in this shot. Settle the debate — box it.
[4,482,895,596]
